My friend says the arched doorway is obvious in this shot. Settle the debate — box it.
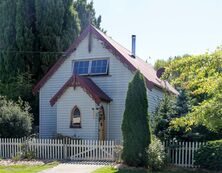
[98,106,105,140]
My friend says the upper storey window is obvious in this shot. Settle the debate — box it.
[73,60,89,75]
[73,59,109,75]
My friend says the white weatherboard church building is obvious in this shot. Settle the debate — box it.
[33,25,178,141]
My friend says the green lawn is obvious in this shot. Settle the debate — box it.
[92,166,205,173]
[0,161,59,173]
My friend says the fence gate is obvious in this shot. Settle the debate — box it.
[69,140,115,161]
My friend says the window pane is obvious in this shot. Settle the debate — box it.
[74,109,80,117]
[91,59,108,74]
[73,117,80,124]
[73,61,89,75]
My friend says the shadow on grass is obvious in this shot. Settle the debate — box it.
[92,166,207,173]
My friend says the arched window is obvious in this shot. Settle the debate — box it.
[70,106,81,128]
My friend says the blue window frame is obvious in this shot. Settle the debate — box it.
[73,59,108,75]
[91,60,108,74]
[73,61,89,75]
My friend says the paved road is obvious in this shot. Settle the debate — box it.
[39,162,108,173]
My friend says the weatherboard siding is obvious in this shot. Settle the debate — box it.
[39,33,164,139]
[57,87,98,139]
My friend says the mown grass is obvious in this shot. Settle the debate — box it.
[0,161,59,173]
[92,166,206,173]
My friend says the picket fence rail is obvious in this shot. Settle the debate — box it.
[163,140,206,168]
[0,138,115,161]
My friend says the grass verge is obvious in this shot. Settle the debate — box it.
[0,161,59,173]
[92,166,206,173]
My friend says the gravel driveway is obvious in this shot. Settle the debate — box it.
[39,162,109,173]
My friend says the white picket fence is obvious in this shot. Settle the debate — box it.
[0,138,206,167]
[163,141,206,168]
[0,138,115,161]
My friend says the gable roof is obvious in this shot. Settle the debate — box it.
[33,24,178,95]
[50,75,112,106]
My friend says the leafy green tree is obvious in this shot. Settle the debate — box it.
[121,71,151,167]
[154,59,169,70]
[163,48,222,132]
[0,96,33,138]
[172,78,222,132]
[154,89,222,141]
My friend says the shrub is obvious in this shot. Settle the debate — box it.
[0,96,33,137]
[114,145,123,163]
[147,136,167,171]
[121,71,151,167]
[194,139,222,171]
[12,142,36,161]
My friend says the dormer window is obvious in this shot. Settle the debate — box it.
[73,59,109,76]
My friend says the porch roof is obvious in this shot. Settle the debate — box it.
[50,75,112,106]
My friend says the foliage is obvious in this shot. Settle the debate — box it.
[147,136,167,171]
[0,161,59,173]
[171,78,222,132]
[154,59,169,70]
[154,93,175,140]
[114,145,123,163]
[13,139,36,160]
[121,71,151,167]
[55,133,81,140]
[0,96,32,138]
[194,140,222,171]
[154,89,221,141]
[163,48,222,132]
[74,0,104,31]
[173,89,191,118]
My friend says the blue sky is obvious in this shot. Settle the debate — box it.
[92,0,222,64]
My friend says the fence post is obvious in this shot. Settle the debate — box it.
[0,138,1,158]
[63,138,67,160]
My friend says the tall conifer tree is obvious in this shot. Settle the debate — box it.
[62,0,80,50]
[74,0,102,30]
[121,71,151,167]
[0,0,17,81]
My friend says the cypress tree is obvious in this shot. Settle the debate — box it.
[74,0,102,30]
[15,0,35,74]
[35,0,65,73]
[121,71,151,167]
[0,0,17,82]
[62,0,80,50]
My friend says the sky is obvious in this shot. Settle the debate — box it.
[92,0,222,64]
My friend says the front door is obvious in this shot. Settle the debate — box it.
[98,106,105,140]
